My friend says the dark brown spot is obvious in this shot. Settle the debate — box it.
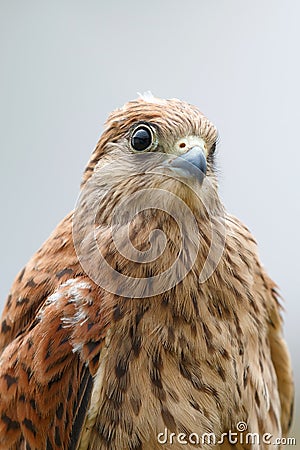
[86,340,100,355]
[46,355,71,375]
[16,297,29,305]
[149,357,166,401]
[113,304,124,321]
[97,419,116,442]
[23,418,36,437]
[202,323,213,350]
[21,364,32,382]
[1,319,11,333]
[19,394,26,403]
[67,383,73,401]
[131,333,142,357]
[46,438,54,450]
[56,403,64,420]
[26,317,42,333]
[221,302,231,318]
[5,373,18,388]
[106,383,124,408]
[130,396,141,416]
[178,422,191,435]
[115,355,129,378]
[45,340,53,359]
[168,327,175,345]
[208,301,220,318]
[48,372,63,390]
[236,382,242,398]
[233,310,242,336]
[65,411,70,430]
[150,350,163,386]
[1,413,20,431]
[161,293,169,306]
[87,322,95,331]
[168,388,179,403]
[189,399,202,412]
[195,380,217,397]
[161,406,176,432]
[255,391,260,407]
[55,426,62,446]
[243,365,249,388]
[59,335,69,346]
[219,347,230,360]
[288,398,294,429]
[191,292,199,316]
[248,293,259,313]
[203,408,211,419]
[91,354,100,369]
[232,359,241,397]
[206,359,213,369]
[152,350,163,370]
[179,361,191,380]
[217,365,226,381]
[114,261,122,274]
[18,267,26,282]
[6,294,12,309]
[150,367,163,389]
[130,435,143,450]
[30,399,36,410]
[135,304,149,326]
[56,268,73,280]
[25,278,37,288]
[145,267,154,278]
[259,358,264,374]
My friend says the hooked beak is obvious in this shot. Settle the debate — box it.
[167,146,207,182]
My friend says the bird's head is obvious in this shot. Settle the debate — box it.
[82,94,219,202]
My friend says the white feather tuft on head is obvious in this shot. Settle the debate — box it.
[137,90,154,101]
[137,91,166,104]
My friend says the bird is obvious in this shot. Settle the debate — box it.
[0,94,294,450]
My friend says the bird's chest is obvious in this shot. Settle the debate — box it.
[81,291,266,450]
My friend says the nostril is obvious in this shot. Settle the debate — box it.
[179,142,186,148]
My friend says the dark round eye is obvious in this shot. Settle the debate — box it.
[130,125,153,151]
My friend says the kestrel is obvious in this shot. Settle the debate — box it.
[0,95,294,449]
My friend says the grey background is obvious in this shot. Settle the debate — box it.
[0,0,299,440]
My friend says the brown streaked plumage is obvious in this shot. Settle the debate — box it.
[0,95,293,449]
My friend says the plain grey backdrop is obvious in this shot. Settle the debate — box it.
[0,0,299,439]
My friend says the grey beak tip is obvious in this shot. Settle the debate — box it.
[170,146,207,180]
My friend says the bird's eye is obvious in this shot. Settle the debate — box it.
[130,125,153,152]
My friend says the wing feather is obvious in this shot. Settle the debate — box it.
[0,212,82,354]
[262,274,294,435]
[0,277,111,450]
